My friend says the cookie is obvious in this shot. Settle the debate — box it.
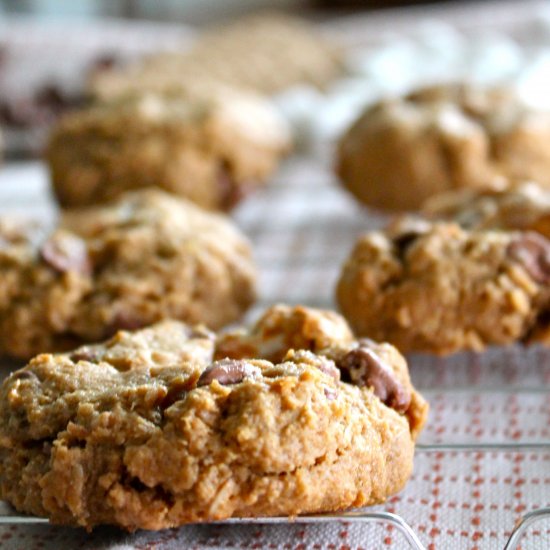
[336,83,550,211]
[0,189,256,359]
[90,14,344,101]
[0,305,428,530]
[336,220,550,354]
[422,180,550,238]
[46,88,290,209]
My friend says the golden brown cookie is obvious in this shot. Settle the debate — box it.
[0,189,256,359]
[336,83,550,211]
[0,306,428,530]
[336,220,550,354]
[46,88,290,209]
[90,14,344,100]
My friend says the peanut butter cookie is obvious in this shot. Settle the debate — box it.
[336,84,550,211]
[0,189,256,359]
[337,220,550,354]
[47,88,290,209]
[0,305,427,530]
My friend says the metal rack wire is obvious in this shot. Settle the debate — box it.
[0,505,548,549]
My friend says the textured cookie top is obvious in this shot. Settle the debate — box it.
[373,84,534,138]
[91,14,344,100]
[68,321,216,371]
[60,187,251,243]
[0,189,256,358]
[1,305,427,444]
[1,189,252,271]
[216,305,427,434]
[337,220,550,354]
[50,90,291,152]
[422,180,550,238]
[216,303,355,363]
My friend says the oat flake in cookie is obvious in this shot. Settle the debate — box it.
[0,189,256,359]
[0,305,428,530]
[336,83,550,211]
[46,86,290,210]
[337,220,550,354]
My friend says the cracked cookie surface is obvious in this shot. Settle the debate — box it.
[337,221,550,354]
[0,305,427,530]
[47,88,290,210]
[336,83,550,211]
[0,189,256,359]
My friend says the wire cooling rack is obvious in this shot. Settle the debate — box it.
[0,159,547,549]
[0,504,548,549]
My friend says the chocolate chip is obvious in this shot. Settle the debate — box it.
[508,233,550,284]
[393,231,422,256]
[11,370,36,381]
[339,346,411,414]
[391,219,431,259]
[40,233,91,275]
[159,375,199,410]
[197,359,260,387]
[70,347,102,363]
[393,224,433,259]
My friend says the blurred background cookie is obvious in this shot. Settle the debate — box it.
[0,189,256,359]
[47,87,290,209]
[90,13,345,101]
[336,83,550,211]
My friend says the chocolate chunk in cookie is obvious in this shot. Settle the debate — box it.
[508,232,550,284]
[197,359,260,386]
[40,232,91,275]
[340,345,411,413]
